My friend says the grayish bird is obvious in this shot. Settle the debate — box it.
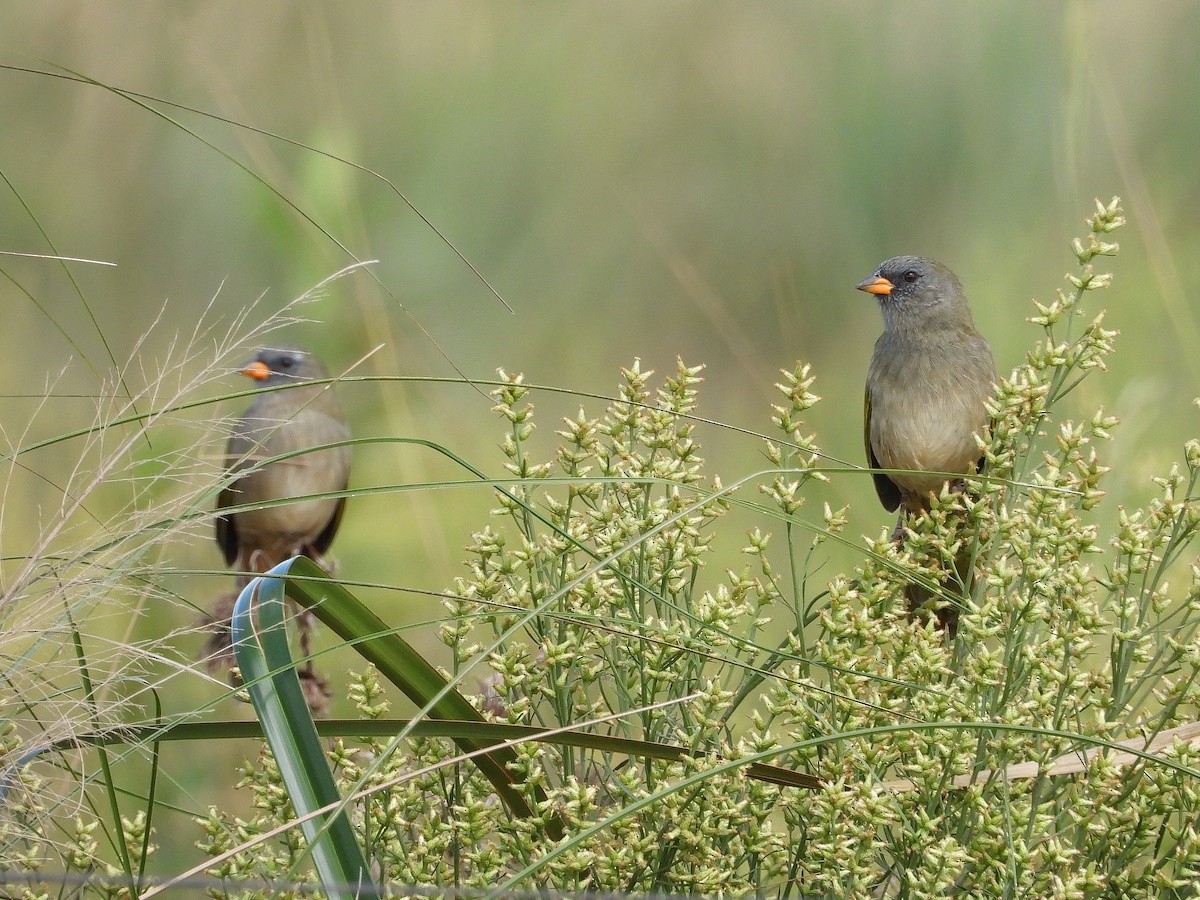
[216,345,351,583]
[857,256,996,631]
[857,256,996,516]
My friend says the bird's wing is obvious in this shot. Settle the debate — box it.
[310,491,348,556]
[864,384,901,512]
[215,426,254,566]
[972,336,996,477]
[214,489,241,565]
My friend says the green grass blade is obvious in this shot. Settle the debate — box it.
[230,567,377,900]
[20,718,822,791]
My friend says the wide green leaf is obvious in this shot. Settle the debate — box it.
[231,566,378,899]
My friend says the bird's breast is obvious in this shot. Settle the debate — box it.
[868,330,994,488]
[225,407,351,539]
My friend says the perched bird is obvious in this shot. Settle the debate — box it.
[858,256,996,516]
[856,256,996,626]
[215,346,351,584]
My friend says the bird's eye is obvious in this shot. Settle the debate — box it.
[902,270,919,284]
[279,357,295,369]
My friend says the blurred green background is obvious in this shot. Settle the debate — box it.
[3,0,1200,873]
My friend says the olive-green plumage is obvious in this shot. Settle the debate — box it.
[215,346,351,582]
[857,256,996,514]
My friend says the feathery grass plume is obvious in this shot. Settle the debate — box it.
[0,269,366,884]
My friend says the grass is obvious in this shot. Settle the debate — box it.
[5,197,1200,898]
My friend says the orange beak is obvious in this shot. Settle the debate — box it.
[856,275,894,296]
[239,361,272,380]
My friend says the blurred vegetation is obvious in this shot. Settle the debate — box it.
[3,1,1200,885]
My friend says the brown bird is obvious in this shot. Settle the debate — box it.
[216,346,351,584]
[857,256,996,627]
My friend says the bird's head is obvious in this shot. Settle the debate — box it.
[855,256,972,331]
[239,346,329,385]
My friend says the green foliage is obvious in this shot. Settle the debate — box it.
[7,199,1200,898]
[192,199,1200,897]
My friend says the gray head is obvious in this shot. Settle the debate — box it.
[855,256,973,330]
[239,346,330,387]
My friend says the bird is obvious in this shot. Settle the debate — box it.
[215,345,351,585]
[856,256,996,626]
